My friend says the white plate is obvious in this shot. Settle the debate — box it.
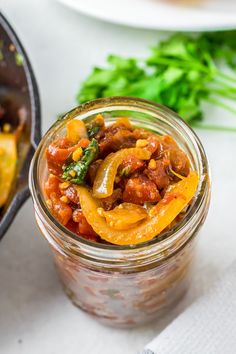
[57,0,236,31]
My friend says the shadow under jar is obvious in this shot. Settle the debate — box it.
[29,97,210,328]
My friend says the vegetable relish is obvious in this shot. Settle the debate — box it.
[44,115,198,245]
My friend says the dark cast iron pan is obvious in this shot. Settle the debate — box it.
[0,12,41,239]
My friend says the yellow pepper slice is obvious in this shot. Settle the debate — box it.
[0,133,17,207]
[78,171,199,245]
[66,119,88,144]
[115,117,132,129]
[93,148,151,198]
[98,203,148,230]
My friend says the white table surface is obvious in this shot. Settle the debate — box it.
[0,1,236,353]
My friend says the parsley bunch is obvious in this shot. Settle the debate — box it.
[77,32,236,132]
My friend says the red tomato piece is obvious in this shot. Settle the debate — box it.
[45,174,61,197]
[48,192,72,225]
[146,136,161,154]
[118,155,145,177]
[145,160,170,190]
[72,209,98,241]
[123,175,161,205]
[100,188,122,211]
[62,185,80,204]
[66,219,78,234]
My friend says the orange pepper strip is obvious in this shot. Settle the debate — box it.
[93,148,151,198]
[78,171,199,245]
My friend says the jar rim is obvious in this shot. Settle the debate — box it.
[29,96,210,257]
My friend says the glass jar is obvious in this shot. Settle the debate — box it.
[29,97,210,328]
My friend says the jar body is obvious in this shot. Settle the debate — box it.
[50,235,196,327]
[30,97,210,328]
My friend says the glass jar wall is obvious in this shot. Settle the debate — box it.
[29,97,210,327]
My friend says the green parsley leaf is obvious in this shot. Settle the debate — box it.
[77,31,236,131]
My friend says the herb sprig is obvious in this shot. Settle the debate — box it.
[62,138,99,184]
[77,32,236,132]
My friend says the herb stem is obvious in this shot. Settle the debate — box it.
[148,57,207,73]
[192,122,236,132]
[213,78,236,93]
[210,88,236,100]
[205,97,236,116]
[216,70,236,84]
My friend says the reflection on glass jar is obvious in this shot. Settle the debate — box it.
[30,97,210,327]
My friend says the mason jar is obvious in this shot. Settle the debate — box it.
[29,97,210,328]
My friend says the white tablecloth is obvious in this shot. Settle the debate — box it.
[1,1,236,353]
[143,260,236,354]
